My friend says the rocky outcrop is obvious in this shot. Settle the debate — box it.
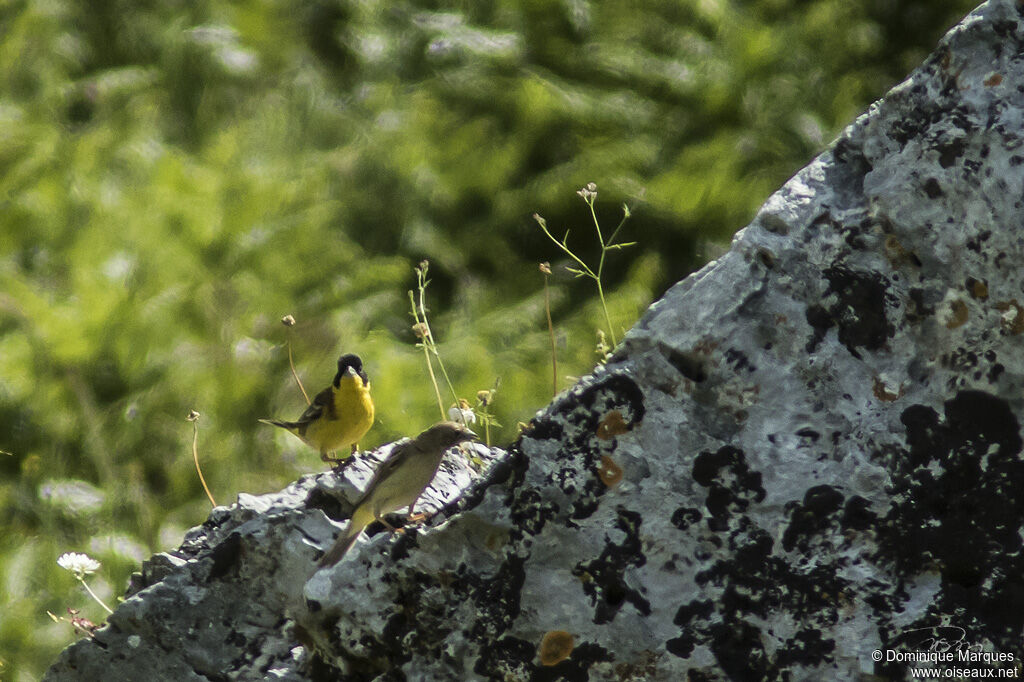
[46,1,1024,679]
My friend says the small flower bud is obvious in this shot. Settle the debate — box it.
[281,315,296,327]
[539,262,551,275]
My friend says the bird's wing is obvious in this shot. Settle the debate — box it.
[293,385,333,425]
[351,438,415,508]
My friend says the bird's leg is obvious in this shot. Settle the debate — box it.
[351,443,358,454]
[321,450,353,472]
[374,514,400,532]
[406,499,429,525]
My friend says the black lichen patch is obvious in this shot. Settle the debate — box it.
[378,570,451,665]
[508,488,560,539]
[671,506,703,531]
[938,138,967,168]
[805,267,895,359]
[668,518,846,673]
[666,600,714,658]
[776,629,836,668]
[879,390,1024,647]
[923,177,944,198]
[466,554,528,641]
[572,507,650,625]
[472,636,534,680]
[840,495,876,532]
[691,446,765,532]
[366,558,530,678]
[782,485,845,553]
[723,348,756,373]
[526,372,646,524]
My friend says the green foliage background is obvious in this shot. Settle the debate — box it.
[0,0,976,676]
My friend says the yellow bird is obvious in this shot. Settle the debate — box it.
[317,421,477,568]
[260,353,374,465]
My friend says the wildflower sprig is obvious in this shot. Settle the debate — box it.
[409,261,460,420]
[57,552,113,615]
[474,383,501,447]
[534,182,634,358]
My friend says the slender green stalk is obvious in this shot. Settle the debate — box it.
[540,262,557,397]
[76,576,113,615]
[410,290,446,420]
[281,315,310,405]
[188,410,216,508]
[416,267,459,404]
[409,262,460,420]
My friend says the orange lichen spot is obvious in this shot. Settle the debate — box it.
[996,300,1024,335]
[984,73,1003,87]
[597,455,623,488]
[872,376,904,402]
[884,235,920,268]
[597,410,629,440]
[941,299,969,329]
[966,277,989,300]
[539,631,574,666]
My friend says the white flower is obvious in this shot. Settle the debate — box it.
[57,552,101,578]
[448,404,476,426]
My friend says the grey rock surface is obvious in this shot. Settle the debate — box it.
[46,1,1024,679]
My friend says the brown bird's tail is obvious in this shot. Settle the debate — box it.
[317,505,375,568]
[316,529,360,569]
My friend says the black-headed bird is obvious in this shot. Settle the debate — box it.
[260,353,374,465]
[317,421,477,568]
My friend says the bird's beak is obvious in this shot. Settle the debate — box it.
[463,428,478,441]
[346,366,359,377]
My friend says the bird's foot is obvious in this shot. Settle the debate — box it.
[323,454,353,472]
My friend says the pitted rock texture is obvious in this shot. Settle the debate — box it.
[46,1,1024,680]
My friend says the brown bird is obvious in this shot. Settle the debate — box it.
[317,421,477,568]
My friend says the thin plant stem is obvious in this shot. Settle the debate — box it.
[76,576,113,615]
[410,290,446,420]
[541,263,557,397]
[417,272,459,404]
[287,342,310,405]
[409,262,460,420]
[587,195,628,347]
[188,411,216,508]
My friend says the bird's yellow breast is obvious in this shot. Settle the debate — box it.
[304,374,374,453]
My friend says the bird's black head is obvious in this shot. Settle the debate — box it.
[334,353,368,387]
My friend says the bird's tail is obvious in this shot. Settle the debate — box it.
[316,530,360,569]
[259,418,299,433]
[317,507,374,569]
